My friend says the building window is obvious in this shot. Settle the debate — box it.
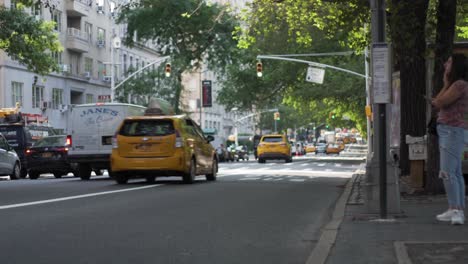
[52,52,62,65]
[10,0,17,9]
[52,10,62,32]
[85,22,93,42]
[11,82,23,107]
[84,57,93,74]
[97,27,105,43]
[86,94,94,103]
[123,54,127,74]
[97,61,105,79]
[51,88,63,109]
[130,56,133,70]
[32,85,44,108]
[32,2,42,19]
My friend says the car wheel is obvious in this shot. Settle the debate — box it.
[93,169,103,176]
[77,164,92,180]
[20,168,28,178]
[10,163,21,180]
[206,158,217,181]
[258,158,265,164]
[113,173,128,184]
[145,175,156,183]
[53,172,63,178]
[183,159,196,184]
[286,157,293,163]
[29,170,40,180]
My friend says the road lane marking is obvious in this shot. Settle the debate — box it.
[0,184,162,210]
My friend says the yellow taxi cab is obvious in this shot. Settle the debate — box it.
[256,134,292,163]
[326,143,342,155]
[336,140,346,151]
[305,143,317,153]
[110,114,217,184]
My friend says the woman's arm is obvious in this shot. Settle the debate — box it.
[432,81,464,109]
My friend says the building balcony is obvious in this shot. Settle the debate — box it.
[66,28,89,53]
[66,0,91,17]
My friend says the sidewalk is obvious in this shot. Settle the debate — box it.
[323,174,468,264]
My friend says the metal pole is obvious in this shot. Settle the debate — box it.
[110,39,115,102]
[365,46,372,153]
[274,119,277,133]
[199,72,203,127]
[371,0,387,219]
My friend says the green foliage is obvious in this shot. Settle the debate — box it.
[219,0,367,136]
[456,0,468,39]
[117,0,240,113]
[0,6,62,75]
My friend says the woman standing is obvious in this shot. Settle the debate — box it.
[432,53,468,225]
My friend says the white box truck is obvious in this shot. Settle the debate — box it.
[67,103,146,180]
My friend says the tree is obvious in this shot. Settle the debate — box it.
[0,3,62,75]
[117,0,239,113]
[218,0,367,135]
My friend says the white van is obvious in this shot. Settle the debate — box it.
[67,103,146,180]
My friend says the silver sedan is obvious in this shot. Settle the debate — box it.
[0,133,21,179]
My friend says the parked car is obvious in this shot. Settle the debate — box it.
[0,132,21,179]
[110,114,218,184]
[25,135,75,179]
[305,143,317,153]
[315,143,327,154]
[0,123,57,178]
[256,134,292,163]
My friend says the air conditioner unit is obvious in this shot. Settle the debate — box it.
[40,101,50,110]
[61,64,70,73]
[82,72,91,79]
[97,40,105,48]
[97,5,104,14]
[103,76,112,82]
[59,104,69,113]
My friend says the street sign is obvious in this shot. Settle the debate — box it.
[306,66,325,84]
[202,80,212,107]
[372,43,391,104]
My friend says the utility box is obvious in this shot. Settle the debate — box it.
[406,135,427,160]
[406,135,427,189]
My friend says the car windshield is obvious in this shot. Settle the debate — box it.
[120,119,175,136]
[33,136,66,147]
[262,136,283,143]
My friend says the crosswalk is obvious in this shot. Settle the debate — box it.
[217,159,363,183]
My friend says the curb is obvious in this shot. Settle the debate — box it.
[305,172,360,264]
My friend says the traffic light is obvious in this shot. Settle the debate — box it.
[256,61,263,77]
[274,112,280,120]
[332,113,336,119]
[164,63,171,77]
[329,112,336,119]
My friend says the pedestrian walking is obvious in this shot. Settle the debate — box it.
[432,53,468,225]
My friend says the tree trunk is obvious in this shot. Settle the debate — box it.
[389,0,429,177]
[425,0,457,194]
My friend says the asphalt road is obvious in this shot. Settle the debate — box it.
[0,156,363,264]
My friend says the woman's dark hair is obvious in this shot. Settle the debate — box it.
[447,53,467,84]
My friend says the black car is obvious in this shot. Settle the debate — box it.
[0,123,57,178]
[25,135,75,179]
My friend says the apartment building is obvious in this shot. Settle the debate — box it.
[0,0,160,131]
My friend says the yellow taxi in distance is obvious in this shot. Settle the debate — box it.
[305,143,317,153]
[256,134,292,163]
[110,115,217,184]
[326,143,342,155]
